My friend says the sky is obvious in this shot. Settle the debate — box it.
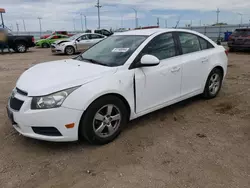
[1,0,250,31]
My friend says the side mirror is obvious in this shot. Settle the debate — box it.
[140,54,160,67]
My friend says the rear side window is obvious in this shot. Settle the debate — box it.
[142,33,177,60]
[90,34,103,39]
[199,37,214,50]
[178,32,201,54]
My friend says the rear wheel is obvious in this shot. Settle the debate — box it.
[202,68,223,99]
[79,95,128,145]
[65,46,75,55]
[16,43,27,53]
[42,43,50,48]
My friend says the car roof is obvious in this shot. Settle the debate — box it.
[114,28,203,36]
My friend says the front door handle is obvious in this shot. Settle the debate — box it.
[171,66,181,73]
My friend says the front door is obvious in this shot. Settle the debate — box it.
[134,32,182,113]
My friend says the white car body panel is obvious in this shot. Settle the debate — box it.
[51,33,106,54]
[8,28,228,142]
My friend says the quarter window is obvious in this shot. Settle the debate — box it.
[143,33,177,60]
[178,33,201,54]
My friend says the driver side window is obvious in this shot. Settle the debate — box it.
[142,33,177,60]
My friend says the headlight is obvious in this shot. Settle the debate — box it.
[31,86,80,109]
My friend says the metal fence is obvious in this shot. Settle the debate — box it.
[179,24,250,41]
[10,23,250,41]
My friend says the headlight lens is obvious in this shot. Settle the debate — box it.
[31,86,79,109]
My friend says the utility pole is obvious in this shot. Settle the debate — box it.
[131,8,138,28]
[73,18,76,31]
[237,13,243,25]
[200,20,202,26]
[190,20,193,27]
[37,17,42,37]
[80,13,84,31]
[84,15,87,30]
[95,0,102,29]
[157,17,160,27]
[216,8,220,24]
[16,22,19,34]
[165,19,168,28]
[22,19,26,32]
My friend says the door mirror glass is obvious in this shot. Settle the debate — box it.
[140,54,160,66]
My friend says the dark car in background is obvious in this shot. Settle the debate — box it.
[0,29,35,53]
[228,28,250,51]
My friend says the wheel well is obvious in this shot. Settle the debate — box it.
[64,45,76,53]
[213,66,224,77]
[78,93,131,138]
[15,40,27,46]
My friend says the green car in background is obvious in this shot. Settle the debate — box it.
[35,34,69,48]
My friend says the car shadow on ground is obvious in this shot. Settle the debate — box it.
[19,95,203,150]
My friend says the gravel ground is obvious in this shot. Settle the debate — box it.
[0,48,249,188]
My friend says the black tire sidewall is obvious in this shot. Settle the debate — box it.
[16,43,27,53]
[42,43,49,48]
[79,96,128,145]
[203,68,223,99]
[65,46,75,55]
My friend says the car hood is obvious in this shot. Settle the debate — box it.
[16,59,117,96]
[53,39,71,45]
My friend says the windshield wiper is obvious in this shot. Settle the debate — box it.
[81,57,107,66]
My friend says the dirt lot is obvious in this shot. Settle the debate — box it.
[0,48,249,188]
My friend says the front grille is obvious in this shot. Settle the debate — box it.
[32,127,62,136]
[16,87,28,96]
[9,97,24,111]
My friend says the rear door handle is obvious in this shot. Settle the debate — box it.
[171,66,181,73]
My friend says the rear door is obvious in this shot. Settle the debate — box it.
[176,32,212,96]
[88,34,105,46]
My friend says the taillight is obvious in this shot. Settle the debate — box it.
[225,49,229,56]
[32,37,35,43]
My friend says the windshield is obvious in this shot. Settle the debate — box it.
[68,34,83,41]
[80,35,147,67]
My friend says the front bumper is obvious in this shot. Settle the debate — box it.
[51,44,64,54]
[7,91,83,142]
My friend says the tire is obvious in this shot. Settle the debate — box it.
[42,43,50,48]
[202,68,223,99]
[16,43,27,53]
[79,95,128,145]
[65,46,75,55]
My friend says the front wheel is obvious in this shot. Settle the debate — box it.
[65,46,75,55]
[42,43,50,48]
[202,68,223,99]
[79,95,128,145]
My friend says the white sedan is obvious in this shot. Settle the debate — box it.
[51,33,106,55]
[7,29,228,144]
